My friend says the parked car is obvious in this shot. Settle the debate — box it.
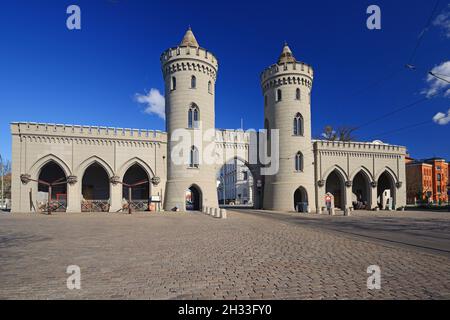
[0,199,11,211]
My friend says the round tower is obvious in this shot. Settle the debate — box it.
[260,44,315,212]
[161,28,219,211]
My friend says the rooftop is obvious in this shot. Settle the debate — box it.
[277,43,296,64]
[179,27,199,47]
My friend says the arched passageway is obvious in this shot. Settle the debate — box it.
[293,186,308,212]
[186,185,202,211]
[216,158,254,207]
[82,163,110,212]
[377,171,396,210]
[352,171,371,210]
[325,170,345,210]
[38,161,67,212]
[122,164,150,211]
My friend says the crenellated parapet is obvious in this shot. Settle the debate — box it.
[160,46,218,81]
[260,61,313,93]
[10,122,167,146]
[313,140,406,158]
[214,129,251,145]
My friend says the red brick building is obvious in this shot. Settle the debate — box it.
[406,157,448,204]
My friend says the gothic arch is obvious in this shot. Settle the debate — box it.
[117,157,155,180]
[77,156,114,178]
[349,166,373,181]
[322,165,348,182]
[29,154,72,179]
[375,166,398,183]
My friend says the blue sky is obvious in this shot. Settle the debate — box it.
[0,0,449,162]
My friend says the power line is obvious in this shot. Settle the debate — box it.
[372,120,432,139]
[354,95,430,131]
[407,0,441,65]
[429,72,450,84]
[348,68,404,98]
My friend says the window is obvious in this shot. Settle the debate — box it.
[208,81,212,93]
[437,173,441,181]
[171,77,176,90]
[243,171,248,181]
[277,89,282,102]
[188,104,199,128]
[293,113,304,136]
[295,152,303,172]
[191,75,196,89]
[189,146,199,168]
[296,88,301,100]
[437,186,441,193]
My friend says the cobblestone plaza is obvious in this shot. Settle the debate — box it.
[0,210,448,299]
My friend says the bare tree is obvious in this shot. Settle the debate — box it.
[321,125,356,142]
[321,125,337,141]
[336,126,356,142]
[0,156,12,202]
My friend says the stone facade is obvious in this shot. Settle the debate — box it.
[11,123,166,213]
[10,29,407,213]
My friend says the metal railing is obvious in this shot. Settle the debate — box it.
[126,200,149,212]
[38,200,67,213]
[81,200,110,212]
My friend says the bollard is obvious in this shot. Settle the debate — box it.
[344,208,350,216]
[208,207,213,215]
[214,207,219,218]
[220,208,227,219]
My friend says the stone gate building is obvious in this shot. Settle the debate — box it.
[10,28,406,214]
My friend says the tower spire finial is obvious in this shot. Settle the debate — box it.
[180,27,199,47]
[278,42,296,64]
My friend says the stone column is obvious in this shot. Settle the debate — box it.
[109,176,122,212]
[370,181,378,210]
[316,181,325,214]
[345,180,353,215]
[66,176,81,212]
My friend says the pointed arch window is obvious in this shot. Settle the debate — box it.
[277,89,282,102]
[191,75,196,89]
[296,88,301,100]
[171,77,176,90]
[189,146,199,168]
[188,104,200,128]
[293,113,304,136]
[295,152,303,172]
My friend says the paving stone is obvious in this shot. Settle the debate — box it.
[0,211,448,299]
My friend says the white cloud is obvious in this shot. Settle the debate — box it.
[433,108,450,125]
[422,61,450,98]
[433,4,450,38]
[135,88,165,120]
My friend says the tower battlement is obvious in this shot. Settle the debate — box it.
[160,46,218,80]
[260,62,313,93]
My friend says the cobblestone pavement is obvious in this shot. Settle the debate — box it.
[233,209,450,257]
[0,211,449,299]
